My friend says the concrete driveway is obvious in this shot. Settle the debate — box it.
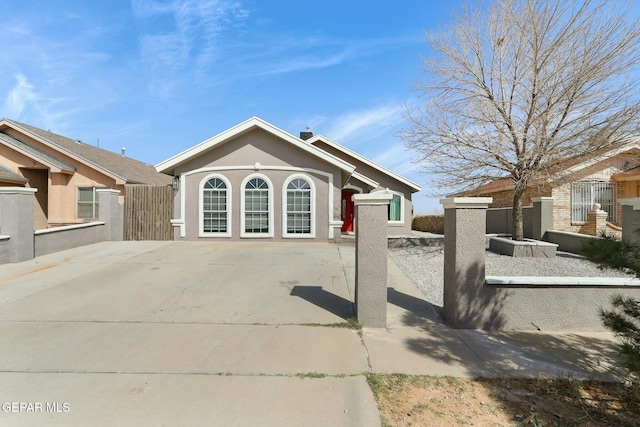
[0,241,627,427]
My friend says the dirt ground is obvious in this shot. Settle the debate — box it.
[366,374,640,427]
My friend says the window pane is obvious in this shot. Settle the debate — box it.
[244,179,270,234]
[202,181,228,234]
[285,180,312,234]
[77,187,98,219]
[388,194,401,221]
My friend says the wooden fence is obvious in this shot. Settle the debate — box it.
[124,185,174,241]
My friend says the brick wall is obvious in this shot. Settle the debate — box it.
[468,152,640,235]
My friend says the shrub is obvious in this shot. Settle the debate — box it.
[601,295,640,378]
[581,233,640,277]
[412,215,444,234]
[583,232,640,378]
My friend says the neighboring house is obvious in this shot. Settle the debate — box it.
[155,117,421,241]
[465,140,640,234]
[0,118,172,229]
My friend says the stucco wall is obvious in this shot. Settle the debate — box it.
[312,140,415,236]
[486,206,533,236]
[34,222,106,257]
[173,128,343,241]
[0,236,9,264]
[477,281,640,330]
[2,128,120,226]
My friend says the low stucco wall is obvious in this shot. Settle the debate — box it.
[544,230,600,254]
[34,222,106,257]
[0,236,10,264]
[486,206,533,237]
[475,277,640,330]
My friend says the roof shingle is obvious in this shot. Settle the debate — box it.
[3,120,172,186]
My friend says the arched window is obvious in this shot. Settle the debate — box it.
[242,175,273,237]
[284,177,314,237]
[201,176,230,236]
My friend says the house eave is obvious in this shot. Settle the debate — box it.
[0,119,128,183]
[155,117,356,176]
[307,134,422,192]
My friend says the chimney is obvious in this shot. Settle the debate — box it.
[300,127,313,141]
[121,147,126,157]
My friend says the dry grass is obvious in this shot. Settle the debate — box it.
[412,215,445,234]
[366,374,640,427]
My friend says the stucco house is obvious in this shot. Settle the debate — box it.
[0,118,172,229]
[155,117,421,241]
[465,140,640,234]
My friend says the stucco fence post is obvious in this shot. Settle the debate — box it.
[353,191,393,327]
[531,197,554,240]
[620,198,640,245]
[441,197,493,329]
[0,187,37,263]
[97,189,124,241]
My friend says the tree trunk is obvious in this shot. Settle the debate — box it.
[512,189,525,241]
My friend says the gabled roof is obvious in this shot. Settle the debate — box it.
[461,139,640,195]
[0,133,76,174]
[155,116,356,175]
[0,163,29,184]
[306,135,422,192]
[612,165,640,182]
[0,119,172,186]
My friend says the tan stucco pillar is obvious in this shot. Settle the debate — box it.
[441,197,492,329]
[353,191,393,327]
[0,187,37,263]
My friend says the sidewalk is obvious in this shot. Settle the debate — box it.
[0,241,625,427]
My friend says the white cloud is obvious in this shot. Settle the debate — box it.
[2,74,38,118]
[372,143,420,175]
[132,0,250,95]
[323,104,403,143]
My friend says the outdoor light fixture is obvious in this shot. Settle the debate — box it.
[172,175,180,191]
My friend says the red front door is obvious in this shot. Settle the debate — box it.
[341,190,356,232]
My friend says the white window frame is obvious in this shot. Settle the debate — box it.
[387,190,404,226]
[282,174,316,238]
[199,174,232,237]
[241,173,274,238]
[77,186,102,220]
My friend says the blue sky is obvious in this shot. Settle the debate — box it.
[2,1,473,212]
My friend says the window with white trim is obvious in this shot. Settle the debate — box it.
[202,177,228,234]
[286,178,312,235]
[77,187,100,219]
[244,177,270,235]
[388,194,402,222]
[571,180,617,223]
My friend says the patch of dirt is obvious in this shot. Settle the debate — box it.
[366,375,640,427]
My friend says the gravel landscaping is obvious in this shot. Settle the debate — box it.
[389,245,633,310]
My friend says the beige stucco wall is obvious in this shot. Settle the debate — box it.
[312,140,416,236]
[1,129,121,226]
[172,128,343,241]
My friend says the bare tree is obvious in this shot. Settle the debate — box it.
[403,0,640,240]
